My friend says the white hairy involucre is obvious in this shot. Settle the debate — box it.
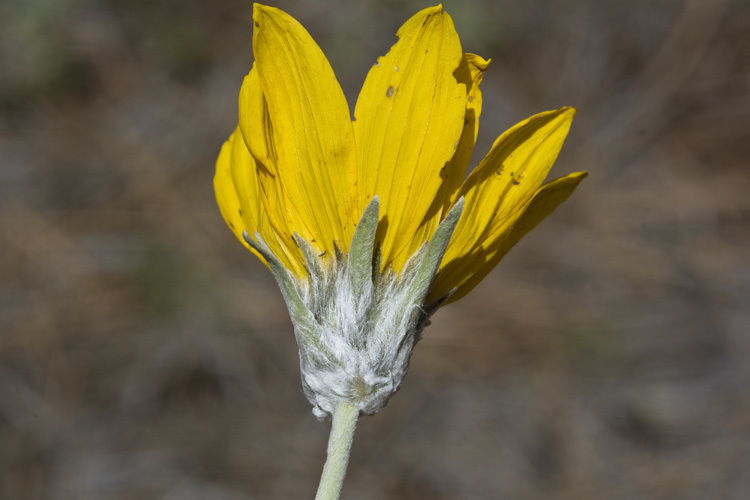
[294,241,435,419]
[244,196,464,420]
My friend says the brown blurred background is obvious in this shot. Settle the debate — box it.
[1,0,748,498]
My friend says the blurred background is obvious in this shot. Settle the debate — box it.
[1,0,748,498]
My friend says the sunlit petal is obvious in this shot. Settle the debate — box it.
[214,129,264,264]
[252,4,358,256]
[442,107,575,265]
[353,6,467,272]
[431,171,587,302]
[238,67,306,275]
[407,52,490,262]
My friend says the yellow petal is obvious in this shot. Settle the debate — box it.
[430,172,587,303]
[229,125,263,240]
[405,53,490,263]
[444,107,576,263]
[237,67,306,276]
[214,130,264,264]
[441,53,490,212]
[252,4,358,256]
[239,64,276,168]
[353,5,467,272]
[428,107,577,301]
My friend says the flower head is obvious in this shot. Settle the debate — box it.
[215,4,586,419]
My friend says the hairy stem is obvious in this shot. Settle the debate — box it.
[314,403,359,500]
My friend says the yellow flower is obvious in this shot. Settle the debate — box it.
[215,4,588,421]
[215,3,586,307]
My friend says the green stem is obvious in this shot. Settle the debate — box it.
[315,403,359,500]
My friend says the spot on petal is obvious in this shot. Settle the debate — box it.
[386,86,394,98]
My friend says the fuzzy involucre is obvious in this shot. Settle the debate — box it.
[244,196,463,419]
